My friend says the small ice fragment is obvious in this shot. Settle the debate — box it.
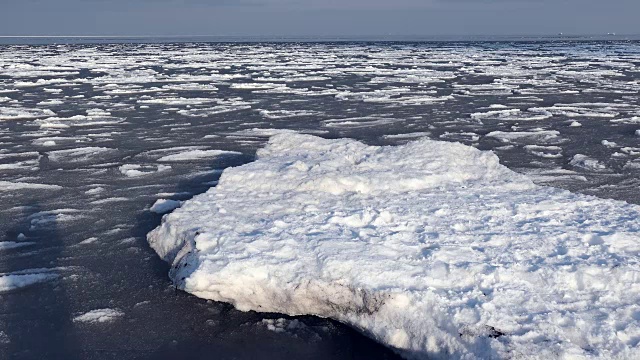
[47,147,116,164]
[0,181,62,192]
[0,331,9,344]
[157,149,241,162]
[0,241,36,250]
[78,237,98,245]
[569,154,607,171]
[0,272,58,292]
[73,309,124,323]
[85,187,105,195]
[119,164,171,177]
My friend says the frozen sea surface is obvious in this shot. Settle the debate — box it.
[0,40,639,359]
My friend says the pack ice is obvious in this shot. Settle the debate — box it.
[148,134,640,360]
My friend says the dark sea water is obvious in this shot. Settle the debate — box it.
[0,38,639,359]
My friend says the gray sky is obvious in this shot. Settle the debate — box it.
[1,0,638,36]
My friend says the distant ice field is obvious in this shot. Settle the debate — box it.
[0,40,639,359]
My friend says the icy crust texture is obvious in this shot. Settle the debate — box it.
[148,134,640,360]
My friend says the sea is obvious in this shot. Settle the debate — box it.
[0,35,639,359]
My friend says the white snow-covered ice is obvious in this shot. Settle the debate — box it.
[149,134,640,360]
[150,199,182,214]
[0,270,58,292]
[73,309,124,323]
[47,147,117,164]
[0,181,62,192]
[569,154,608,172]
[157,149,242,162]
[119,164,171,177]
[0,241,35,250]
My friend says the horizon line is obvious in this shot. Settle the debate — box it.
[0,33,635,38]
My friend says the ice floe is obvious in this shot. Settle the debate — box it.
[47,147,117,164]
[119,164,171,177]
[523,145,563,159]
[28,209,84,230]
[485,130,562,144]
[149,134,640,360]
[78,237,98,245]
[73,309,124,323]
[258,109,321,119]
[0,181,62,192]
[0,107,55,121]
[0,270,58,292]
[470,109,552,122]
[157,149,241,162]
[569,154,608,172]
[383,132,431,140]
[0,242,36,250]
[322,116,402,129]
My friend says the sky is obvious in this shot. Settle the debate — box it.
[1,0,638,37]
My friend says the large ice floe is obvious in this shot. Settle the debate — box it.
[148,133,640,360]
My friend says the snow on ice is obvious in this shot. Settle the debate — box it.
[119,164,171,177]
[149,133,640,360]
[150,199,182,214]
[47,147,117,164]
[569,154,608,172]
[156,149,241,162]
[0,107,55,121]
[0,270,58,292]
[73,309,124,323]
[0,241,36,250]
[0,181,62,192]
